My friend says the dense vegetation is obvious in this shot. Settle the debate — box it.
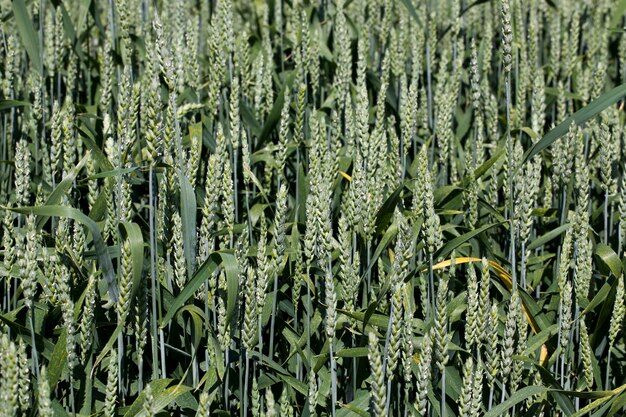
[1,0,626,415]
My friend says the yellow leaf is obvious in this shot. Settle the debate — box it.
[540,344,549,367]
[429,256,548,366]
[339,171,352,182]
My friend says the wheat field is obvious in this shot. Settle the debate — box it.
[1,0,626,416]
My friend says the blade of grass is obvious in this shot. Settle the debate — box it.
[160,251,239,327]
[523,83,626,164]
[6,204,119,302]
[484,386,549,417]
[11,0,42,74]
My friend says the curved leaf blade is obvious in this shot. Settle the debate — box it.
[7,205,119,302]
[484,386,549,417]
[123,379,193,417]
[119,222,145,306]
[523,83,626,163]
[434,222,503,261]
[11,0,42,74]
[160,251,239,327]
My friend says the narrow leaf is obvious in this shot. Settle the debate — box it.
[8,205,119,302]
[595,243,622,278]
[434,222,503,260]
[123,379,193,417]
[484,386,549,417]
[523,83,626,163]
[0,100,31,111]
[160,252,239,327]
[11,0,42,74]
[119,222,145,307]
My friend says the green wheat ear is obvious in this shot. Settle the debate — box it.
[368,331,386,417]
[37,366,53,417]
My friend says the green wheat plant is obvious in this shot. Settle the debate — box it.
[1,0,626,416]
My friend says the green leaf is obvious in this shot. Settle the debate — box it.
[610,0,626,27]
[337,390,370,417]
[180,174,197,277]
[249,350,294,376]
[534,364,576,415]
[375,184,403,234]
[123,379,193,417]
[240,102,262,138]
[207,333,225,379]
[361,302,379,333]
[0,100,31,111]
[88,189,109,221]
[336,347,368,358]
[549,389,618,400]
[518,287,550,333]
[119,222,145,307]
[475,197,506,224]
[435,222,503,261]
[37,152,90,230]
[460,145,505,190]
[433,185,461,206]
[527,224,568,251]
[224,255,239,324]
[47,329,67,389]
[484,386,549,417]
[545,86,584,101]
[7,205,119,302]
[282,327,307,364]
[84,166,138,180]
[522,324,558,358]
[93,324,123,373]
[174,390,199,412]
[520,127,539,141]
[176,305,207,366]
[607,390,626,417]
[0,311,55,357]
[11,0,42,74]
[78,129,114,172]
[274,373,308,396]
[473,146,505,181]
[51,400,70,417]
[571,395,614,417]
[247,167,270,199]
[398,0,422,26]
[338,309,391,331]
[523,83,626,163]
[582,278,618,316]
[362,221,397,282]
[258,72,296,146]
[592,401,615,417]
[338,402,369,417]
[595,243,622,278]
[160,251,239,327]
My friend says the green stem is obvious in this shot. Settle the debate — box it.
[148,167,159,379]
[29,307,40,378]
[505,74,517,289]
[606,348,612,389]
[441,367,446,417]
[329,339,337,417]
[604,189,609,244]
[428,254,434,319]
[269,271,279,359]
[243,352,250,417]
[306,265,312,368]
